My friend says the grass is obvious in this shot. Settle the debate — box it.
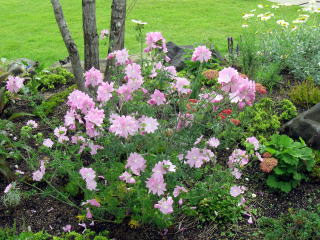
[0,0,301,67]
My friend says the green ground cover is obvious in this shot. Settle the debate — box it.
[0,0,299,67]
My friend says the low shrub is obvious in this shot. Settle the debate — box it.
[259,206,320,240]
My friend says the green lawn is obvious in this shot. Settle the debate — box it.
[0,0,300,67]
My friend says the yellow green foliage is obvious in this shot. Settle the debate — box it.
[289,78,320,108]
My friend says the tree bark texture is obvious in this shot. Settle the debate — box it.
[82,0,100,71]
[104,0,126,82]
[50,0,85,91]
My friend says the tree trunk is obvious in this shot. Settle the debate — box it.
[82,0,99,71]
[104,0,126,82]
[50,0,85,91]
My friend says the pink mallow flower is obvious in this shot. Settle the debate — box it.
[43,138,54,148]
[218,67,239,93]
[4,183,13,193]
[84,108,105,127]
[144,32,167,53]
[85,67,103,88]
[207,137,220,148]
[154,196,174,214]
[54,126,69,143]
[117,84,133,102]
[139,116,159,134]
[6,76,24,93]
[191,46,212,63]
[125,152,146,176]
[228,149,249,168]
[79,167,97,191]
[230,185,247,197]
[173,186,188,197]
[114,49,129,65]
[176,113,194,130]
[246,136,260,150]
[26,120,38,129]
[109,114,140,138]
[148,89,166,105]
[82,199,101,207]
[119,171,136,184]
[173,77,191,94]
[32,160,46,181]
[62,224,72,233]
[67,90,95,114]
[146,173,167,196]
[97,82,114,103]
[100,29,109,39]
[185,147,213,168]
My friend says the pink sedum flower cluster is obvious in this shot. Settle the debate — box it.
[191,46,212,63]
[6,76,24,93]
[79,167,97,191]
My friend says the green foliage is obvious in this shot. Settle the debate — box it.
[0,229,110,240]
[259,206,320,240]
[289,77,320,108]
[254,62,283,90]
[1,182,21,207]
[262,134,315,193]
[183,166,243,224]
[238,98,297,139]
[31,67,74,91]
[311,150,320,180]
[33,85,76,117]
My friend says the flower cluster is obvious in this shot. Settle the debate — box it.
[144,32,168,53]
[6,76,24,93]
[218,67,256,108]
[32,160,46,181]
[183,147,215,168]
[191,46,212,63]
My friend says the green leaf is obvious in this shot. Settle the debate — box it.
[8,112,35,120]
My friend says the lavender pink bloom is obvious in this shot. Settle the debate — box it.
[109,114,140,138]
[6,76,24,93]
[148,89,166,105]
[191,46,212,63]
[125,153,146,176]
[84,67,103,88]
[154,197,174,214]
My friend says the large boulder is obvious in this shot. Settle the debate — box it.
[283,103,320,149]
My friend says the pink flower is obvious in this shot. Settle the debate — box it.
[194,135,203,145]
[246,136,260,150]
[185,147,212,168]
[100,29,109,39]
[174,77,191,94]
[139,116,159,133]
[176,113,194,130]
[109,114,140,138]
[32,160,46,181]
[82,199,101,207]
[86,208,93,219]
[228,149,249,168]
[114,49,129,65]
[144,32,167,53]
[88,142,103,155]
[173,186,188,197]
[218,67,239,93]
[4,183,13,193]
[154,197,174,214]
[207,137,220,148]
[97,82,114,103]
[146,173,167,196]
[62,224,72,232]
[191,46,212,63]
[85,67,103,88]
[165,66,177,78]
[148,89,166,105]
[230,185,246,197]
[79,167,97,191]
[150,62,163,78]
[26,120,38,129]
[125,63,143,81]
[117,84,133,101]
[85,108,105,127]
[54,126,69,143]
[119,171,136,184]
[64,110,76,129]
[231,168,242,179]
[67,90,95,114]
[125,153,146,176]
[43,138,54,148]
[6,76,24,93]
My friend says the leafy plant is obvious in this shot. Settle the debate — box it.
[261,134,315,193]
[289,77,320,108]
[259,206,320,240]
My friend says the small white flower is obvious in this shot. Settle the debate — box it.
[251,193,257,198]
[271,5,279,9]
[131,19,148,25]
[258,4,264,8]
[242,24,249,28]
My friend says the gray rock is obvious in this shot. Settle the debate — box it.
[166,42,194,71]
[283,103,320,149]
[7,58,38,75]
